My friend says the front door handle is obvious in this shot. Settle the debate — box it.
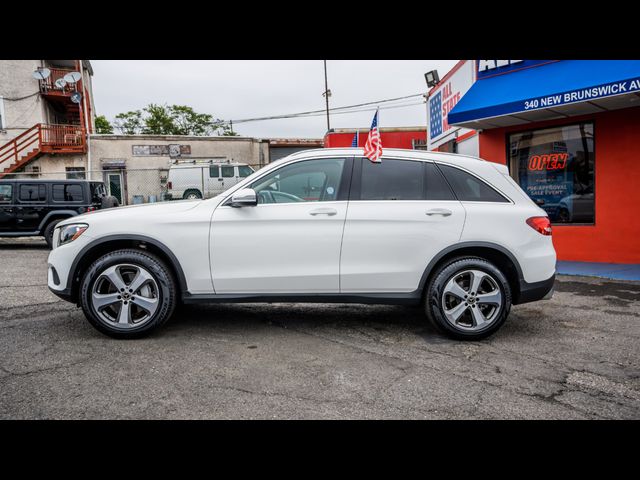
[309,207,337,216]
[425,208,452,216]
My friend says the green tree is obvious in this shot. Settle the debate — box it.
[142,104,177,135]
[94,115,114,134]
[168,105,214,136]
[219,124,239,136]
[114,110,143,134]
[112,104,238,136]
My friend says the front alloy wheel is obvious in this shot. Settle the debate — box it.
[80,249,176,338]
[91,264,160,329]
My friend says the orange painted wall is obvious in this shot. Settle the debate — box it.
[478,107,640,264]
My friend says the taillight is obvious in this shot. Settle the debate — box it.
[87,206,97,212]
[526,216,552,236]
[167,181,172,189]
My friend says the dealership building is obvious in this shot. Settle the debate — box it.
[428,60,640,265]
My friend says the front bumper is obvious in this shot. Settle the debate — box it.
[514,273,555,305]
[47,232,94,303]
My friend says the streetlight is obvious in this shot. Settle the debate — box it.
[424,69,440,88]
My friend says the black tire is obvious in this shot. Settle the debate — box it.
[183,189,202,200]
[425,257,511,341]
[43,219,62,249]
[79,249,177,339]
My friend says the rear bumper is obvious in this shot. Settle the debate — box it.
[514,273,555,305]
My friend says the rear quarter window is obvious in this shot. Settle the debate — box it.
[438,164,509,203]
[52,184,84,202]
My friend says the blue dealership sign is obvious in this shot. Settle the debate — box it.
[476,60,555,80]
[448,60,640,126]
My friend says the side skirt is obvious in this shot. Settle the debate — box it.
[182,292,423,306]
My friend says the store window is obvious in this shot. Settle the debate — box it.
[508,123,594,224]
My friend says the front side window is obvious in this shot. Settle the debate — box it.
[251,158,345,204]
[509,123,594,224]
[0,184,12,203]
[438,164,509,203]
[52,184,84,202]
[221,166,235,178]
[19,184,46,202]
[209,165,219,177]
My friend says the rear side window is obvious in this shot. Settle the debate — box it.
[19,184,46,202]
[425,163,456,200]
[221,166,234,178]
[0,184,12,203]
[238,165,253,177]
[438,164,509,203]
[52,184,84,202]
[360,158,423,200]
[209,165,219,177]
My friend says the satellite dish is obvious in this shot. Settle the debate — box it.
[70,91,83,104]
[63,71,82,84]
[32,68,51,80]
[55,78,67,89]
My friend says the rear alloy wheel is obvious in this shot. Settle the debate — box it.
[80,249,176,338]
[426,257,511,340]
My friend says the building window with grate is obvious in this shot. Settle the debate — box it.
[66,167,86,179]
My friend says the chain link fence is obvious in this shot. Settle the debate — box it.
[1,165,263,206]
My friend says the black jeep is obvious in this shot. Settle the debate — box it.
[0,179,119,248]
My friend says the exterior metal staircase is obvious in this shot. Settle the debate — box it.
[0,123,86,177]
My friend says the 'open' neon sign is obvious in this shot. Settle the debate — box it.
[528,153,568,171]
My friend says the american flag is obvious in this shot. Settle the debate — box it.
[363,109,382,163]
[429,92,443,139]
[351,131,359,147]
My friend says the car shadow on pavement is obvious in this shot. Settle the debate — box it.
[162,302,450,343]
[159,301,542,345]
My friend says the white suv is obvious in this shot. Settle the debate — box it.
[47,148,556,340]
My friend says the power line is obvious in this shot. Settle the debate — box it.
[211,93,426,126]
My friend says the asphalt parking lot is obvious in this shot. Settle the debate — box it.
[0,238,638,419]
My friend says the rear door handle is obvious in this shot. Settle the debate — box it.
[309,208,337,216]
[425,208,452,216]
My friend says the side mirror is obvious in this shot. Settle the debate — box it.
[230,188,257,207]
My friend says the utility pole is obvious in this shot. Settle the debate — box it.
[323,60,331,131]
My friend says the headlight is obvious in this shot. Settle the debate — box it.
[58,223,89,246]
